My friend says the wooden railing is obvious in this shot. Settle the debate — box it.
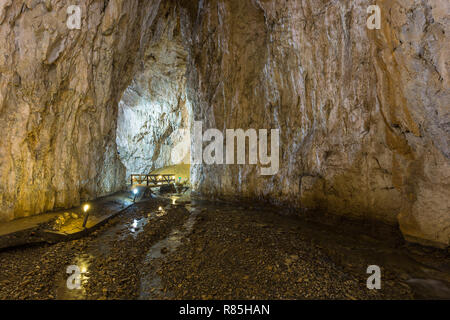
[130,174,175,186]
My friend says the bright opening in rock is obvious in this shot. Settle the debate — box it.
[116,12,191,183]
[0,0,449,302]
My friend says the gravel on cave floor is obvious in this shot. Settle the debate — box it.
[0,195,448,300]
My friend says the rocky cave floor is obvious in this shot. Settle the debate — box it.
[0,193,449,300]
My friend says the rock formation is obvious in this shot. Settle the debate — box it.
[0,0,448,247]
[185,0,449,247]
[0,0,162,220]
[116,8,191,180]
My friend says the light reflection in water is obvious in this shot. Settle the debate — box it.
[129,218,149,237]
[56,255,92,299]
[77,258,90,285]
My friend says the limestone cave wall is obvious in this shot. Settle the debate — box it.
[116,8,191,180]
[184,0,449,247]
[0,0,164,220]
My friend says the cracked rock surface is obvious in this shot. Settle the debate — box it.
[116,7,191,180]
[0,1,448,248]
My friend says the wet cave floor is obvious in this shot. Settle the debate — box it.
[0,192,449,300]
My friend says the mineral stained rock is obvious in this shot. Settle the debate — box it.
[0,0,448,247]
[116,7,191,180]
[185,0,449,248]
[0,0,161,220]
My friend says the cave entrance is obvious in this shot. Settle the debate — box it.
[116,12,191,186]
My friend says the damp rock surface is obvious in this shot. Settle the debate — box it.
[184,0,450,247]
[0,0,155,221]
[0,0,176,221]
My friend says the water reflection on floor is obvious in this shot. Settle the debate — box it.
[139,203,199,299]
[55,254,93,300]
[53,191,449,300]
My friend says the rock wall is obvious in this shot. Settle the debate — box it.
[0,0,164,221]
[0,0,448,248]
[116,8,191,180]
[184,0,449,247]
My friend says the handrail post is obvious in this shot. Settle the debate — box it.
[82,212,90,228]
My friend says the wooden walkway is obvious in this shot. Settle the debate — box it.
[130,174,175,187]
